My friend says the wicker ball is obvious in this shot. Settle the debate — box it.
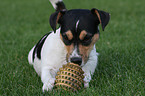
[54,63,84,92]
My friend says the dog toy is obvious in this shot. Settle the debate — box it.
[54,63,84,92]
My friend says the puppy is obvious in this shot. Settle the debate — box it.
[28,0,110,92]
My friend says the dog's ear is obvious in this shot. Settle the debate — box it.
[91,8,110,31]
[49,10,66,32]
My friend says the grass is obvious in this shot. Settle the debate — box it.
[0,0,145,95]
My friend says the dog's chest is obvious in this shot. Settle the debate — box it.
[41,29,67,69]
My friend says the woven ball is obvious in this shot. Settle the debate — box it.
[54,63,84,92]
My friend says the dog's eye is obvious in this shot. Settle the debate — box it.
[62,34,72,45]
[63,35,68,40]
[83,37,91,42]
[81,35,92,46]
[83,36,92,42]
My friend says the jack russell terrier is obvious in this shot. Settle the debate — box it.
[28,0,110,92]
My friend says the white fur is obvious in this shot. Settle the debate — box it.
[70,45,81,59]
[28,28,98,91]
[28,46,35,65]
[82,46,98,88]
[28,28,66,91]
[75,20,80,31]
[49,0,63,9]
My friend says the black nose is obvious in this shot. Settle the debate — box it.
[70,57,82,65]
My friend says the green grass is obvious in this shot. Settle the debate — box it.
[0,0,145,95]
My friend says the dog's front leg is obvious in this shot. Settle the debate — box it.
[82,48,98,88]
[41,66,56,92]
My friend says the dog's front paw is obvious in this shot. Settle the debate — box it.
[42,83,53,92]
[42,78,55,92]
[83,73,91,88]
[84,82,89,88]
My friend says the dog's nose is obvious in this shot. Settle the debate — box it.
[70,57,82,65]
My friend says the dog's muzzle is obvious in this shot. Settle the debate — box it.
[69,46,83,65]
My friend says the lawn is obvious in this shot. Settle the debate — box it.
[0,0,145,95]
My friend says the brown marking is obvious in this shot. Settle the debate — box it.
[56,12,62,26]
[60,33,63,42]
[65,44,74,61]
[79,30,87,40]
[65,30,73,40]
[94,10,102,25]
[79,33,99,63]
[60,33,74,61]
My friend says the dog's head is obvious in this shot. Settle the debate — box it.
[49,8,110,66]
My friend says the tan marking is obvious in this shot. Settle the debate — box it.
[56,12,62,26]
[65,30,73,40]
[65,44,74,61]
[79,30,87,40]
[79,33,99,63]
[60,33,74,62]
[95,10,102,25]
[60,34,63,42]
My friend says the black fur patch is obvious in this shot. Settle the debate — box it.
[32,32,51,62]
[56,1,66,11]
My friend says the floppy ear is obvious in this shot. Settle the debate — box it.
[91,8,110,31]
[49,10,66,32]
